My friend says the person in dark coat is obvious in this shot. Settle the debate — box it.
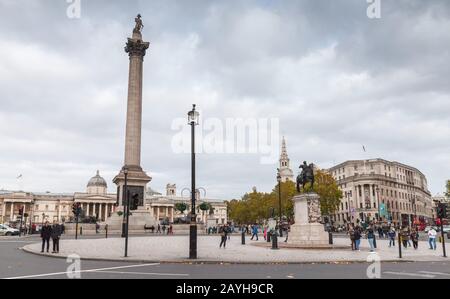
[40,222,52,253]
[51,221,62,253]
[219,225,229,248]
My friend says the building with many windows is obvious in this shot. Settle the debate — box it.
[0,171,228,227]
[145,184,228,225]
[327,159,433,227]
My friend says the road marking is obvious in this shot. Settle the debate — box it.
[92,270,189,277]
[383,272,435,278]
[3,263,160,280]
[419,271,450,277]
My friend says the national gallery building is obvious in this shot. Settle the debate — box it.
[0,171,228,226]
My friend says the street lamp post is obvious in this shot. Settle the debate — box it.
[277,170,283,238]
[121,167,129,238]
[376,187,381,222]
[124,190,132,258]
[188,104,200,259]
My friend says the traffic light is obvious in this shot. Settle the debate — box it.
[72,203,82,217]
[437,203,448,219]
[18,206,24,216]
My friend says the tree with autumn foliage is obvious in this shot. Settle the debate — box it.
[446,180,450,199]
[297,169,343,216]
[227,170,342,224]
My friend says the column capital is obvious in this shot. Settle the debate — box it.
[125,38,150,58]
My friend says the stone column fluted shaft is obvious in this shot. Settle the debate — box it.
[124,34,149,169]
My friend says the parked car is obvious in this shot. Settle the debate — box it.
[0,224,20,236]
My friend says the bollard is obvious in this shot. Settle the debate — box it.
[241,231,245,245]
[267,232,271,243]
[271,233,278,250]
[329,231,333,245]
[80,226,83,236]
[398,234,402,259]
[105,225,108,239]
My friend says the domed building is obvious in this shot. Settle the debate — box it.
[87,170,108,195]
[73,170,117,222]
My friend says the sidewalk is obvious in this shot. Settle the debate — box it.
[22,236,448,264]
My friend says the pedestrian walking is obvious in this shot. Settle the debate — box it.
[428,228,437,250]
[51,221,62,254]
[157,224,161,234]
[40,222,52,253]
[411,229,419,250]
[250,224,259,241]
[401,228,409,249]
[367,226,376,252]
[377,225,383,239]
[388,228,396,247]
[354,226,361,251]
[162,225,166,235]
[349,225,356,250]
[284,225,289,243]
[219,225,229,248]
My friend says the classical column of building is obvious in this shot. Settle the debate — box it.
[10,203,14,221]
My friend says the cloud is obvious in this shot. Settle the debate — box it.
[0,0,449,198]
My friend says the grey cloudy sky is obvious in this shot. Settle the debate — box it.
[0,0,449,199]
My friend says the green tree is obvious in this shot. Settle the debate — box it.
[175,202,188,214]
[271,180,297,221]
[199,202,211,212]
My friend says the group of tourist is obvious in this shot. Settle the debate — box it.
[348,222,440,252]
[40,221,63,254]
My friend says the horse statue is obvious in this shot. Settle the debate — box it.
[296,161,315,193]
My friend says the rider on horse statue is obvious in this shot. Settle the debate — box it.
[297,161,315,193]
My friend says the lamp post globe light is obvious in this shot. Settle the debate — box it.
[277,169,283,238]
[188,104,200,259]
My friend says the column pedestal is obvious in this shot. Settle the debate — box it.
[288,193,329,247]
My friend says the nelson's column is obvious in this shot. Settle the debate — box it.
[107,15,155,232]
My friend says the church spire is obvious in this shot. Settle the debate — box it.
[279,137,294,182]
